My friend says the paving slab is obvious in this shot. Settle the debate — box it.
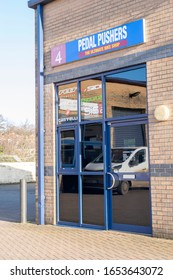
[0,221,173,260]
[0,183,173,260]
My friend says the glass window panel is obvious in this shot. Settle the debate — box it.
[59,175,79,223]
[112,180,150,226]
[110,123,151,227]
[58,83,78,124]
[106,67,147,118]
[110,124,148,173]
[60,130,75,168]
[82,175,104,226]
[80,78,102,121]
[81,124,102,171]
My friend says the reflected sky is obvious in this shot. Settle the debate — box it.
[108,67,146,82]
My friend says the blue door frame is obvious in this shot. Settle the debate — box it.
[105,120,152,235]
[56,119,152,235]
[56,64,152,234]
[56,126,80,226]
[57,123,105,230]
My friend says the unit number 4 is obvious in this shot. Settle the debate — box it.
[55,51,62,64]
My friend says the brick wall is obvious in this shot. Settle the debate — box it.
[43,0,173,74]
[34,0,173,238]
[147,58,173,238]
[44,84,56,224]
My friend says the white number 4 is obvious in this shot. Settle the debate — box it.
[55,51,62,64]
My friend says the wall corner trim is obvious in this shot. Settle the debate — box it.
[28,0,54,9]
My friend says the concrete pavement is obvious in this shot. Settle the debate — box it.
[0,221,173,260]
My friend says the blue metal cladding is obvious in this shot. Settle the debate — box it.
[56,65,152,234]
[28,0,54,9]
[37,4,45,225]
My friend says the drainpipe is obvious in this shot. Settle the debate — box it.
[37,4,44,224]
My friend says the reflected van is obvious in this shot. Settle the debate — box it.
[84,147,148,195]
[84,147,148,172]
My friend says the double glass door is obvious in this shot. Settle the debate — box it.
[57,121,151,234]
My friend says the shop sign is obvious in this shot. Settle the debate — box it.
[59,99,102,116]
[81,102,102,117]
[81,95,102,103]
[59,84,102,96]
[59,99,77,111]
[51,19,145,67]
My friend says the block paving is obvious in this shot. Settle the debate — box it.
[0,221,173,260]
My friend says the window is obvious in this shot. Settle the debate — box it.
[80,78,102,121]
[58,83,77,124]
[60,130,76,169]
[106,67,147,118]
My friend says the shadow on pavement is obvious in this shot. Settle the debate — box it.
[0,183,36,223]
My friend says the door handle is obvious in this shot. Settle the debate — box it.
[107,172,116,190]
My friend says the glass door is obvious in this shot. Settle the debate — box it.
[107,121,152,234]
[58,127,79,224]
[81,123,105,227]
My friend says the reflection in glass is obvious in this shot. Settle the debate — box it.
[106,67,146,118]
[81,124,102,170]
[60,130,75,168]
[112,180,150,226]
[82,175,104,226]
[58,83,77,124]
[80,78,102,120]
[110,124,148,172]
[59,175,79,223]
[110,123,151,227]
[110,146,148,173]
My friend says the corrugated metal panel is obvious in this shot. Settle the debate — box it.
[112,108,144,118]
[115,124,145,147]
[112,109,146,147]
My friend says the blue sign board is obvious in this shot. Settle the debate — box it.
[51,19,145,67]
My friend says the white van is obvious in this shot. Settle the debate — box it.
[84,147,148,194]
